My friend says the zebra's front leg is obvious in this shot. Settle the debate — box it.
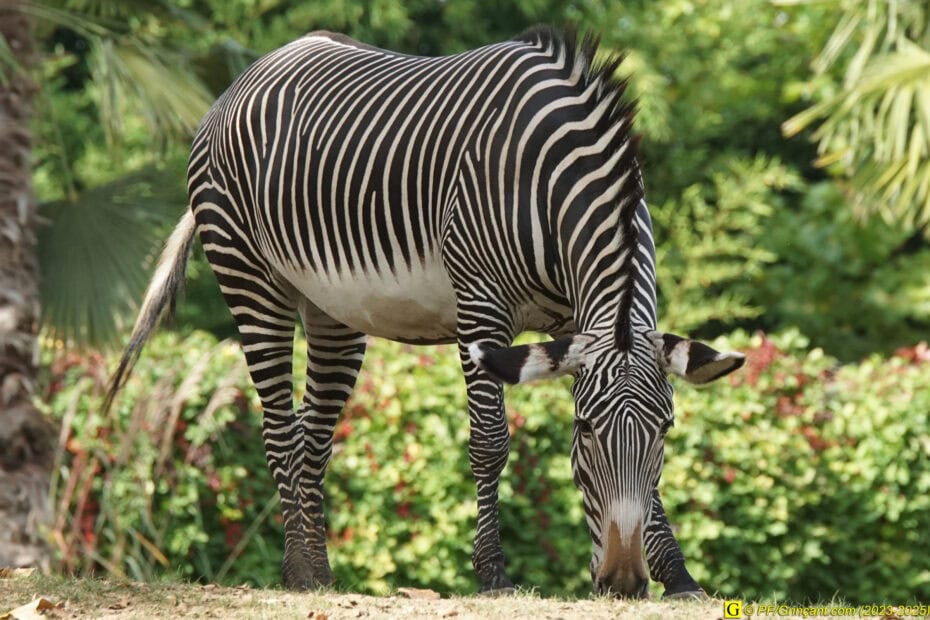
[458,331,515,594]
[296,308,368,589]
[644,488,706,599]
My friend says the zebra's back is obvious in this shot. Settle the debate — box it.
[189,31,582,341]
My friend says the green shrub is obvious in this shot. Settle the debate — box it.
[746,181,930,361]
[41,334,281,585]
[652,155,800,333]
[665,330,930,601]
[41,330,930,602]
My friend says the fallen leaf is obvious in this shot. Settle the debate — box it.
[306,612,329,620]
[443,611,459,618]
[396,587,441,600]
[0,568,35,579]
[2,597,61,620]
[107,597,131,611]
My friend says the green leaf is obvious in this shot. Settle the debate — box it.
[38,166,187,347]
[785,21,930,228]
[90,39,212,151]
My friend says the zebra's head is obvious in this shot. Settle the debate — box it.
[470,329,744,597]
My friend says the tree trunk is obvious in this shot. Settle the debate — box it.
[0,6,53,571]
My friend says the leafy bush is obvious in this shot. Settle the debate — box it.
[41,334,280,585]
[665,330,930,601]
[746,181,930,361]
[651,155,800,333]
[41,330,930,602]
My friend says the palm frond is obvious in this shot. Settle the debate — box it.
[16,0,208,38]
[783,2,930,228]
[852,158,930,228]
[16,0,214,149]
[90,39,213,150]
[38,165,187,348]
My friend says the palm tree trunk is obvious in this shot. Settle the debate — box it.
[0,6,53,571]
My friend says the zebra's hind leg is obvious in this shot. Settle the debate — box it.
[200,223,312,589]
[456,310,516,594]
[644,488,706,599]
[295,303,368,589]
[213,278,313,588]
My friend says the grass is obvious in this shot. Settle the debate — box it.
[0,573,734,619]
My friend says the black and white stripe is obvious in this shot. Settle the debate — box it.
[108,26,744,597]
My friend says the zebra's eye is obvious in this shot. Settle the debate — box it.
[659,419,674,436]
[575,418,594,436]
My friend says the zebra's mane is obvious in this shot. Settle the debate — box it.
[512,26,642,351]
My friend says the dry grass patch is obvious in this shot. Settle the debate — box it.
[0,573,735,619]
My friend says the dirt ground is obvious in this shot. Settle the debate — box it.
[0,573,733,619]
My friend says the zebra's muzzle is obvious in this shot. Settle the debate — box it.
[594,520,650,598]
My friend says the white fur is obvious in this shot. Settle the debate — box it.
[666,340,691,377]
[517,336,593,383]
[647,329,745,383]
[518,345,560,383]
[687,351,746,384]
[609,496,649,543]
[275,254,459,342]
[468,342,485,366]
[130,210,196,335]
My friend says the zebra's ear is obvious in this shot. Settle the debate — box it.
[468,334,597,384]
[646,330,745,384]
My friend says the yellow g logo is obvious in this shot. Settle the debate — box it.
[724,600,743,619]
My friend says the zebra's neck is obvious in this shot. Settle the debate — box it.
[556,179,651,333]
[562,198,657,338]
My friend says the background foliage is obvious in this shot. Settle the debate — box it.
[18,0,930,606]
[27,0,930,359]
[41,332,930,602]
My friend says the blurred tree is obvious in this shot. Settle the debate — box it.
[750,180,930,359]
[783,0,930,230]
[0,0,215,570]
[586,0,833,333]
[0,4,53,572]
[27,0,216,346]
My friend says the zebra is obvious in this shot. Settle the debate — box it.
[106,26,745,598]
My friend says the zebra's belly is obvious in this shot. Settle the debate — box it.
[277,258,460,343]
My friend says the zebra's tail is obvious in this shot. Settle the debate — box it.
[103,209,197,413]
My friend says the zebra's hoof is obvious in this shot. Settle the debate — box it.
[476,562,514,596]
[282,573,334,591]
[282,560,333,591]
[663,589,707,601]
